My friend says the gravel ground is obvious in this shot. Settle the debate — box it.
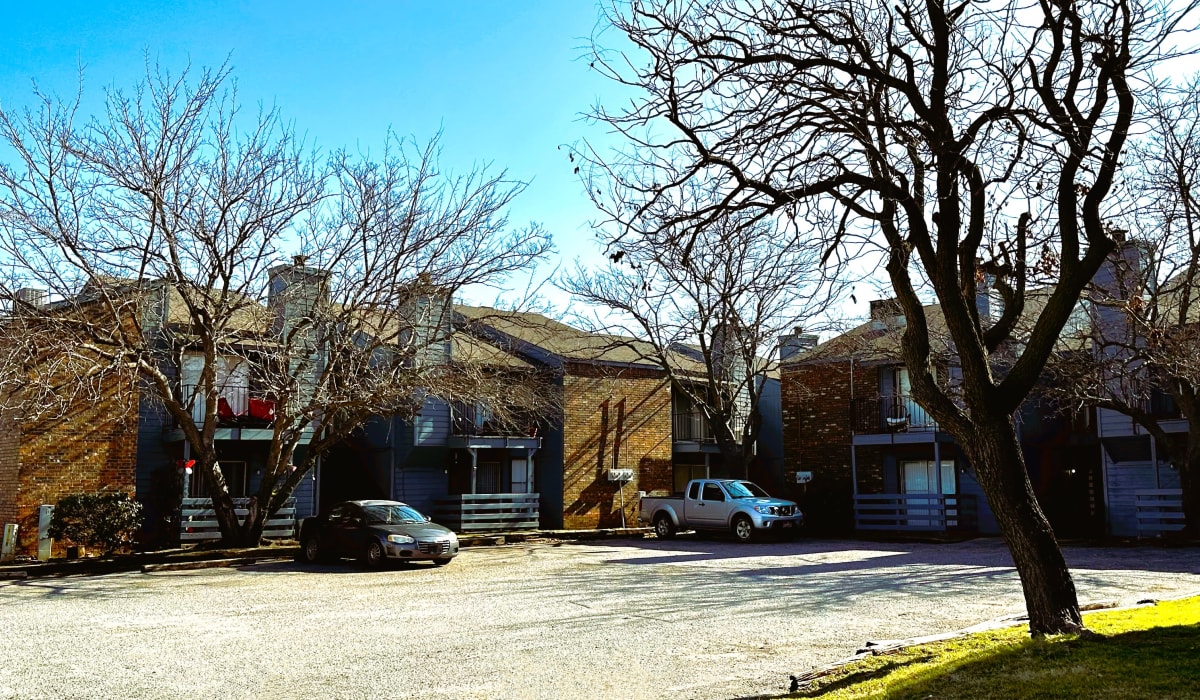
[1,537,1198,700]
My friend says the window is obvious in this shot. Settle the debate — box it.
[701,483,726,502]
[726,481,769,498]
[688,481,701,500]
[675,463,707,495]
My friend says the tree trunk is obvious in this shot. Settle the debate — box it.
[961,417,1084,636]
[202,457,262,548]
[1179,439,1200,540]
[237,497,268,548]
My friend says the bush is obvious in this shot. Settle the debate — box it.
[47,491,144,555]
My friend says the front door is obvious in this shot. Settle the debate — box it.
[510,458,532,494]
[902,460,956,527]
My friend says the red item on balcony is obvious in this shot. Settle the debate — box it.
[249,397,276,421]
[217,397,236,420]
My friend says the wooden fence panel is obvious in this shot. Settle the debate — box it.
[180,498,296,542]
[433,493,540,532]
[1136,489,1184,537]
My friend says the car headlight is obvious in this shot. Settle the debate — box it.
[754,505,772,514]
[387,534,415,544]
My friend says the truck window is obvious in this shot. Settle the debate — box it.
[701,483,725,502]
[688,482,701,500]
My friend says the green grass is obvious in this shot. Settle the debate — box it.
[789,596,1200,699]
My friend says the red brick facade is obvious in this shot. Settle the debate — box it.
[0,376,138,556]
[560,363,673,529]
[780,360,878,533]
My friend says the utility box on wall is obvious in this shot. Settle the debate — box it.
[37,505,54,561]
[607,469,634,483]
[0,524,17,563]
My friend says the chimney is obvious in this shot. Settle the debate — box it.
[13,287,47,310]
[400,273,453,368]
[711,319,751,417]
[975,260,993,321]
[869,298,906,330]
[778,327,820,361]
[1089,236,1144,353]
[268,258,330,341]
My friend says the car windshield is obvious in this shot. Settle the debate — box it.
[362,504,426,525]
[726,481,770,498]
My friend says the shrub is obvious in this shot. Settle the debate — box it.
[47,491,144,555]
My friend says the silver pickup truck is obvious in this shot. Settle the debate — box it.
[639,479,803,542]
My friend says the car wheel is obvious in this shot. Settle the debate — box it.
[732,515,755,543]
[300,536,322,563]
[364,540,385,569]
[432,557,453,566]
[653,513,676,540]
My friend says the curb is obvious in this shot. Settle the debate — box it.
[142,556,290,573]
[0,528,651,580]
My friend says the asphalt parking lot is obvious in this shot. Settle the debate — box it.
[2,537,1198,700]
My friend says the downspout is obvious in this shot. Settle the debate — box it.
[849,356,858,497]
[849,356,859,531]
[468,448,478,495]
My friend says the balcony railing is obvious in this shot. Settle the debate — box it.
[854,494,978,532]
[450,405,539,438]
[851,395,938,434]
[171,384,277,429]
[672,412,745,443]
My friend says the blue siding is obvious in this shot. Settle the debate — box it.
[292,470,317,518]
[957,466,999,535]
[414,397,450,447]
[135,397,173,503]
[755,376,785,490]
[539,414,565,530]
[392,462,446,516]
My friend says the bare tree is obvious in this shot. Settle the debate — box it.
[583,0,1198,634]
[0,63,552,546]
[564,202,844,477]
[1045,78,1200,537]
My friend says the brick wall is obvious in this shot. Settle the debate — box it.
[781,360,878,534]
[560,363,672,529]
[0,412,20,528]
[0,373,138,556]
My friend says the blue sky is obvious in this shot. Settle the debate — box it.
[0,1,623,309]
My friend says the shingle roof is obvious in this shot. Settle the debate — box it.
[783,289,1066,367]
[454,304,664,368]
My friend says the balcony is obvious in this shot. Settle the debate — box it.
[170,384,277,429]
[448,403,540,451]
[852,395,938,434]
[672,411,745,444]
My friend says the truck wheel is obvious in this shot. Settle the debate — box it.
[654,513,676,540]
[732,515,755,543]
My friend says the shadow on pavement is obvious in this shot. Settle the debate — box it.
[570,536,1200,576]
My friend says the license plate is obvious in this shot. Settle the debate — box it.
[780,521,794,528]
